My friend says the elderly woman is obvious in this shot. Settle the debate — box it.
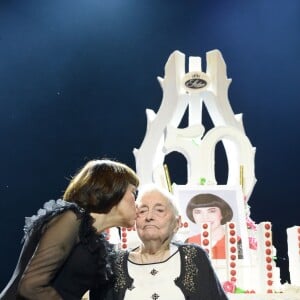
[0,159,139,300]
[185,193,243,259]
[110,185,228,300]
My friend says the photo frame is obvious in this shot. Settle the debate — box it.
[172,184,250,263]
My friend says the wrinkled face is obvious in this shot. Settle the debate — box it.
[116,184,138,228]
[192,206,223,230]
[136,191,179,243]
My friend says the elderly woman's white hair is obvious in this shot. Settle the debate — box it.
[136,184,180,216]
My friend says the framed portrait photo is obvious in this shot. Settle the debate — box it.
[172,184,250,263]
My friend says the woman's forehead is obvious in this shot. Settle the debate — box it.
[193,206,220,211]
[138,191,169,207]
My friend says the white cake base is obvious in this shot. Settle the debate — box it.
[229,294,300,300]
[228,284,300,300]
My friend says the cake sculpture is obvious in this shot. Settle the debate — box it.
[115,50,300,299]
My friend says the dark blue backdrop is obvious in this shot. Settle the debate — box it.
[1,0,299,288]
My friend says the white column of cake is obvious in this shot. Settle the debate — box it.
[120,226,139,250]
[256,222,274,294]
[106,227,121,245]
[287,226,300,286]
[177,220,190,242]
[225,222,238,284]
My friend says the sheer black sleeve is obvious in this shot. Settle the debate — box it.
[18,210,81,300]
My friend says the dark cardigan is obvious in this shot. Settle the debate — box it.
[109,243,229,300]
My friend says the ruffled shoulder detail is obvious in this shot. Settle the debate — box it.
[23,199,115,285]
[23,199,84,241]
[78,213,116,285]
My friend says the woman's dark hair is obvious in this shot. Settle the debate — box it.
[63,159,139,213]
[186,193,233,225]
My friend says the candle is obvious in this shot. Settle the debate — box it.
[163,164,173,193]
[240,165,244,189]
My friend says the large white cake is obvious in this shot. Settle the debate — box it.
[121,50,300,299]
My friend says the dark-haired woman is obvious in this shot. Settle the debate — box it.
[0,159,139,300]
[185,193,242,259]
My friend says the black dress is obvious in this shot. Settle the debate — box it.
[0,199,115,300]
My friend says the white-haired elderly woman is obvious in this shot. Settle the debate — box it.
[108,184,228,300]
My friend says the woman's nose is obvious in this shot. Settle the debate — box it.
[145,210,154,220]
[201,213,210,221]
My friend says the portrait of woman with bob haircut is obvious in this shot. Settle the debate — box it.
[185,193,242,259]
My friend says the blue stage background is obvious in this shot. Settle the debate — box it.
[0,0,299,288]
